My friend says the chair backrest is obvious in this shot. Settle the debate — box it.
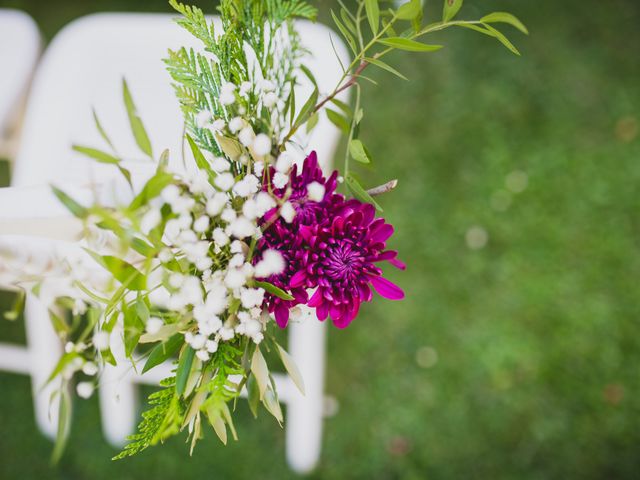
[0,9,41,138]
[11,13,349,191]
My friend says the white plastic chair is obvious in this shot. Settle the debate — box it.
[0,9,41,160]
[0,13,349,473]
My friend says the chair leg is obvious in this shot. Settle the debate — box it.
[285,309,326,474]
[98,326,138,447]
[23,294,62,440]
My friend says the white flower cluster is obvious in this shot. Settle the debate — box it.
[135,168,287,362]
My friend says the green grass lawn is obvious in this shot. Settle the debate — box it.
[1,0,639,478]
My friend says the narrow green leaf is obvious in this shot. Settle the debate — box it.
[175,346,195,396]
[481,12,528,34]
[276,344,305,395]
[365,0,380,35]
[220,402,238,441]
[397,0,422,20]
[158,148,170,170]
[263,388,283,425]
[251,347,269,401]
[129,171,174,211]
[51,186,88,219]
[326,109,350,134]
[299,64,318,88]
[306,112,319,134]
[85,251,147,291]
[123,302,144,358]
[3,289,25,321]
[330,98,353,117]
[346,174,383,212]
[51,386,71,465]
[247,375,260,418]
[340,7,357,34]
[331,9,357,54]
[443,0,463,22]
[186,134,215,180]
[364,56,408,80]
[293,86,318,129]
[377,37,443,52]
[483,24,521,55]
[349,139,372,164]
[123,78,153,157]
[254,281,295,301]
[142,334,183,374]
[93,109,115,151]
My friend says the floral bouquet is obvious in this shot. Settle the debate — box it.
[0,0,525,460]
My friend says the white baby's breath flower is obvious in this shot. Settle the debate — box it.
[212,227,230,247]
[161,184,181,204]
[228,216,256,239]
[220,91,235,105]
[230,240,245,254]
[219,327,235,341]
[77,382,94,399]
[224,269,246,289]
[275,153,293,173]
[255,249,286,277]
[169,272,184,289]
[193,215,210,233]
[82,362,98,376]
[190,333,206,350]
[221,207,237,224]
[255,192,276,215]
[229,116,244,133]
[206,192,228,216]
[273,172,289,189]
[240,288,265,309]
[253,134,272,156]
[260,79,275,92]
[214,172,235,191]
[210,119,226,131]
[206,339,219,353]
[221,81,236,94]
[232,174,260,197]
[307,181,326,202]
[195,256,213,271]
[280,201,296,223]
[146,317,164,335]
[242,199,259,219]
[212,157,230,172]
[263,91,278,108]
[229,253,245,268]
[239,81,252,96]
[195,110,212,128]
[93,331,110,351]
[238,126,255,147]
[196,350,210,362]
[253,160,265,176]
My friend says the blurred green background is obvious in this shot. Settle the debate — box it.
[1,0,639,478]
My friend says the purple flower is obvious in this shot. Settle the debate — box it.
[290,200,405,328]
[255,222,308,328]
[258,150,405,329]
[269,151,340,225]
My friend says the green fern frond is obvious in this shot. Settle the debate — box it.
[112,377,183,460]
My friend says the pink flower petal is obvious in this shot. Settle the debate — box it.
[289,270,307,288]
[274,304,289,328]
[369,275,404,300]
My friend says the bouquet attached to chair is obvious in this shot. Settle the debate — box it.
[0,0,525,459]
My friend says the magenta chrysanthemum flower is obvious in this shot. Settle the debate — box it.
[269,151,340,225]
[255,222,308,328]
[258,150,404,329]
[290,200,405,328]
